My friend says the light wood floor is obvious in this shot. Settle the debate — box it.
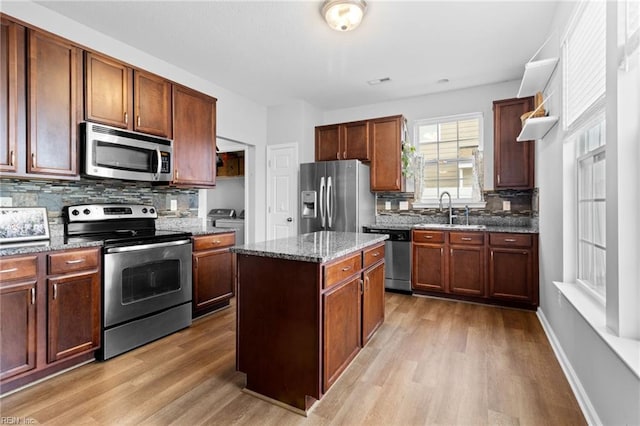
[1,293,586,425]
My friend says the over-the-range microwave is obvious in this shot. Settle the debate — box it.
[81,122,173,183]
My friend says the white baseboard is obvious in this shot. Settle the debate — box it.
[536,309,602,426]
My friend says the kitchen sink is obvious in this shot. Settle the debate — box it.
[414,224,486,230]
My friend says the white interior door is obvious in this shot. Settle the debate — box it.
[266,143,298,240]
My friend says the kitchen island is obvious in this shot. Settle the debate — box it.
[231,231,388,413]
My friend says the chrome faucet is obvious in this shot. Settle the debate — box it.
[439,191,455,224]
[465,205,470,225]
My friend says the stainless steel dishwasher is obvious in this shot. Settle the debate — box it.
[362,226,412,294]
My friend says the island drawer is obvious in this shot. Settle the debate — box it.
[363,243,385,268]
[450,232,484,245]
[413,230,445,244]
[489,233,532,248]
[193,233,236,251]
[324,252,361,289]
[48,248,99,275]
[0,256,38,282]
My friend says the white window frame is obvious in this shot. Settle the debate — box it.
[411,112,484,208]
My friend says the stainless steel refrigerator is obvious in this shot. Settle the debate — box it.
[299,160,375,233]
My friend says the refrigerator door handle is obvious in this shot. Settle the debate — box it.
[320,176,326,228]
[327,176,333,229]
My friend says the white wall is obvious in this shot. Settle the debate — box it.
[3,1,269,243]
[206,177,245,216]
[267,100,323,163]
[322,80,522,190]
[536,2,640,425]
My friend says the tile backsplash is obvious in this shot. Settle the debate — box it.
[0,178,199,225]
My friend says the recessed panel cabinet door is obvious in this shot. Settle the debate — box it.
[488,247,533,302]
[85,52,132,129]
[0,18,23,174]
[315,124,340,161]
[370,115,403,191]
[323,276,361,392]
[28,30,81,177]
[0,281,37,380]
[193,248,235,315]
[412,243,447,293]
[47,271,100,363]
[134,70,172,137]
[172,85,216,186]
[362,261,384,346]
[449,245,485,296]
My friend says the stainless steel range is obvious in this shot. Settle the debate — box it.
[64,204,192,360]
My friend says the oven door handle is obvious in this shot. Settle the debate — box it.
[105,239,191,254]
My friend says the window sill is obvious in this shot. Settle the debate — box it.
[553,281,640,379]
[411,201,487,209]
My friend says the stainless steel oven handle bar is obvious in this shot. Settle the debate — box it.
[105,239,191,254]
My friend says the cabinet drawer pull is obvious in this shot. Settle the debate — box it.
[461,237,472,241]
[0,267,18,274]
[65,258,85,264]
[31,288,36,305]
[504,238,517,242]
[341,266,352,272]
[372,252,380,257]
[211,240,221,245]
[424,235,433,239]
[124,112,128,124]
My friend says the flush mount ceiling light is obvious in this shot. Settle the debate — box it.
[321,0,367,32]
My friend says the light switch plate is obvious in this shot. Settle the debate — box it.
[385,201,391,210]
[399,201,409,210]
[502,200,511,211]
[170,199,178,211]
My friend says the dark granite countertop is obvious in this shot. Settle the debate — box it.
[0,236,103,257]
[231,231,389,263]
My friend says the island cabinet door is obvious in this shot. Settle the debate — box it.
[323,276,361,392]
[362,261,384,346]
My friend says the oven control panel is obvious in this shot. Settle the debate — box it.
[65,204,158,222]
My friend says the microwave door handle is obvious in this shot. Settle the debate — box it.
[155,148,162,175]
[319,177,326,228]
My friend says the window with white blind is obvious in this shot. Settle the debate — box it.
[412,113,483,204]
[562,0,606,130]
[562,0,607,301]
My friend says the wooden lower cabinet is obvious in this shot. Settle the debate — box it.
[412,230,537,309]
[0,248,101,394]
[192,232,236,317]
[47,271,100,363]
[323,276,361,391]
[362,260,385,346]
[0,256,38,381]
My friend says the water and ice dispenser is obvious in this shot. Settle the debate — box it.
[301,190,317,218]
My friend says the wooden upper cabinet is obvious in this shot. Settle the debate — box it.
[133,70,172,137]
[27,29,81,177]
[85,53,172,138]
[315,120,370,162]
[315,124,341,161]
[0,18,23,174]
[493,97,535,189]
[370,115,404,192]
[172,84,217,187]
[85,52,132,129]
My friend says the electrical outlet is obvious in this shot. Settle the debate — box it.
[502,200,511,211]
[385,201,391,210]
[170,199,178,211]
[0,197,12,207]
[399,201,409,210]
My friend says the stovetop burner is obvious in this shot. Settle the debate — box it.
[63,203,191,247]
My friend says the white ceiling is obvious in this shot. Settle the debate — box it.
[34,0,560,110]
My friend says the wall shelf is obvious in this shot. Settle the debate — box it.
[517,58,559,98]
[517,116,559,141]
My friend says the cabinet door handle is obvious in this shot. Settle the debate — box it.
[194,257,199,269]
[360,279,364,294]
[0,267,18,274]
[137,115,141,127]
[504,238,517,242]
[461,237,472,241]
[31,288,36,305]
[497,173,501,184]
[31,152,36,168]
[343,151,347,159]
[124,112,128,124]
[53,283,57,300]
[336,152,340,160]
[341,266,352,272]
[175,170,179,180]
[9,150,14,166]
[65,258,85,264]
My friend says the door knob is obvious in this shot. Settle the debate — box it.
[287,217,293,222]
